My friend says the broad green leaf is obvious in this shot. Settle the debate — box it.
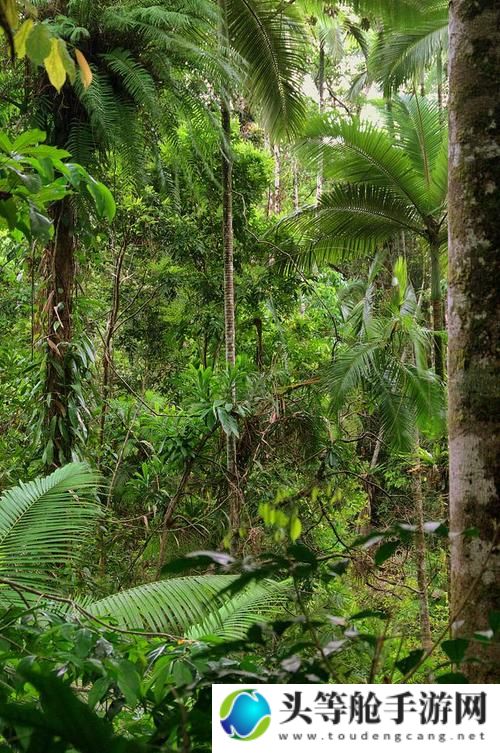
[59,39,77,84]
[25,23,52,65]
[85,179,116,221]
[442,638,469,664]
[396,648,424,676]
[375,539,400,566]
[12,129,46,151]
[116,661,141,707]
[0,198,17,229]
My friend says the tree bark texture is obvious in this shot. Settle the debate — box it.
[448,0,500,681]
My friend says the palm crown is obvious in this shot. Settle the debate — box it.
[289,94,447,375]
[352,0,448,96]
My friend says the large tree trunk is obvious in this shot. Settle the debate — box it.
[448,0,500,682]
[221,100,243,540]
[43,197,75,466]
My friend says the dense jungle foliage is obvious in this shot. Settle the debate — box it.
[0,0,498,750]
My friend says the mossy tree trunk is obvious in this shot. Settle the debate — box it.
[448,0,500,681]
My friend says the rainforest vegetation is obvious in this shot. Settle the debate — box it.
[0,0,498,750]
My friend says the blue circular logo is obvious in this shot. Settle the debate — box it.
[220,689,271,741]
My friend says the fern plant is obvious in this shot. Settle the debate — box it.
[0,463,288,639]
[0,462,100,593]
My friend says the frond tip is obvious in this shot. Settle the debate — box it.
[0,463,101,595]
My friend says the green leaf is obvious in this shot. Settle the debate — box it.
[85,179,116,221]
[172,661,193,687]
[0,463,100,599]
[88,678,111,711]
[442,638,469,664]
[12,129,47,151]
[289,514,302,542]
[25,23,52,66]
[12,667,144,753]
[436,672,469,684]
[216,406,239,438]
[396,649,424,676]
[116,661,141,707]
[29,205,53,240]
[351,609,388,620]
[58,40,77,84]
[0,198,17,230]
[375,540,399,566]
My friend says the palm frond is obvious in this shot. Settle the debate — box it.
[186,578,291,640]
[88,575,288,638]
[224,0,306,138]
[284,183,422,270]
[0,463,100,594]
[299,116,427,212]
[371,20,448,96]
[351,0,446,28]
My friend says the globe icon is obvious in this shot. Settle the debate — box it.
[220,689,271,741]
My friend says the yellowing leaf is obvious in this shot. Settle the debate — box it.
[2,0,18,30]
[75,48,92,89]
[14,18,34,58]
[289,514,302,542]
[44,38,67,92]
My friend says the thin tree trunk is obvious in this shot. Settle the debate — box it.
[436,45,443,114]
[316,40,325,203]
[430,239,444,379]
[359,430,382,535]
[43,197,75,466]
[221,100,243,540]
[272,144,281,213]
[253,317,264,370]
[100,235,127,448]
[413,436,433,653]
[448,0,500,682]
[292,157,300,210]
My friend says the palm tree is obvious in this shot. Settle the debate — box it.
[27,0,216,465]
[352,0,447,102]
[0,463,289,639]
[289,94,448,377]
[325,256,444,649]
